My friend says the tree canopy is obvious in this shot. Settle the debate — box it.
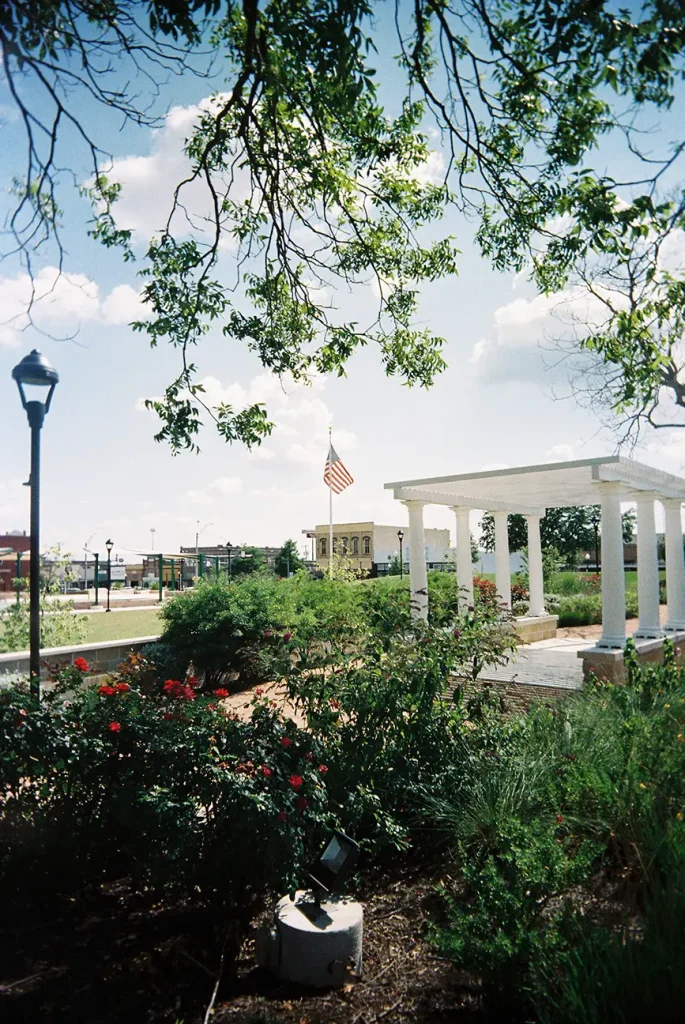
[481,505,637,562]
[3,1,685,448]
[274,539,304,577]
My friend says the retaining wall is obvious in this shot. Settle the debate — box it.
[0,635,160,680]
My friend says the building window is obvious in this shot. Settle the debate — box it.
[341,536,348,553]
[352,536,359,555]
[320,538,327,556]
[363,536,370,555]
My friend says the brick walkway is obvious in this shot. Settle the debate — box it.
[479,636,589,690]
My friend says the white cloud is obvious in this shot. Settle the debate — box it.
[0,479,28,525]
[185,490,213,506]
[210,476,243,496]
[0,266,148,346]
[546,444,575,462]
[242,445,276,462]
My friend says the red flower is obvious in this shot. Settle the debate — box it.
[163,712,174,721]
[74,657,90,672]
[114,682,130,693]
[453,629,461,640]
[98,685,116,696]
[305,751,314,761]
[288,774,303,790]
[255,687,264,696]
[329,699,340,710]
[318,764,328,774]
[260,765,272,778]
[283,632,292,642]
[206,703,217,712]
[214,689,230,698]
[187,676,199,688]
[280,736,292,748]
[556,815,564,824]
[278,810,288,822]
[295,796,308,812]
[108,721,121,733]
[164,679,196,700]
[264,630,272,638]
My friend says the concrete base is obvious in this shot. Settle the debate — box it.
[514,614,558,644]
[257,891,363,989]
[578,631,685,684]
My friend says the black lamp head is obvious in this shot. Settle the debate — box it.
[307,830,360,897]
[397,529,404,541]
[105,538,114,554]
[12,349,59,413]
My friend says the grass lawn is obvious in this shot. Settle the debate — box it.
[83,608,162,644]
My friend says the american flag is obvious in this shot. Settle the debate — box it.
[324,443,354,494]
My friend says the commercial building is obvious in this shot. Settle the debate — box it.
[0,531,30,593]
[306,521,451,576]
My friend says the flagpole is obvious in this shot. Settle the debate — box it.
[328,426,333,577]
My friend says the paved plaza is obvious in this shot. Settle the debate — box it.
[480,636,589,691]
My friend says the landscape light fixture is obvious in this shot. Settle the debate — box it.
[225,541,232,579]
[12,349,59,699]
[306,829,360,907]
[397,529,404,579]
[105,538,114,612]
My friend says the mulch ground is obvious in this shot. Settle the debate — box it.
[0,862,487,1024]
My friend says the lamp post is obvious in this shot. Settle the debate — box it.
[105,538,113,611]
[226,542,232,579]
[397,529,404,578]
[196,520,213,575]
[12,349,59,699]
[150,527,155,552]
[84,533,95,594]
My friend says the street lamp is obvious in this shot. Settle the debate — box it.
[397,529,404,578]
[12,349,59,698]
[226,541,232,579]
[196,520,213,563]
[105,538,114,611]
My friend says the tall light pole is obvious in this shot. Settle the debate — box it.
[226,541,232,580]
[196,520,213,562]
[397,529,404,578]
[150,527,155,551]
[105,538,113,612]
[12,350,59,699]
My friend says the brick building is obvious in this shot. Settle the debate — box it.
[0,531,30,593]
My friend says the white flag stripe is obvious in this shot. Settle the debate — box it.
[324,443,354,494]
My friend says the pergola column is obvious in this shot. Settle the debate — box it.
[402,500,428,621]
[493,510,511,610]
[597,482,626,648]
[663,498,685,632]
[451,506,474,613]
[635,495,662,639]
[525,514,545,617]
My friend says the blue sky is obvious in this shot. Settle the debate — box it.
[1,10,684,561]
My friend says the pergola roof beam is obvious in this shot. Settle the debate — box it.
[392,487,545,516]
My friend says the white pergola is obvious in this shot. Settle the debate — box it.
[385,456,685,649]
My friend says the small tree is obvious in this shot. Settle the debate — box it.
[387,553,402,576]
[0,545,86,653]
[275,539,303,578]
[231,546,266,576]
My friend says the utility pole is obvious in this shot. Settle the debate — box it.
[150,527,156,552]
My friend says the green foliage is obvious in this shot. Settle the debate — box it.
[428,640,685,1016]
[8,2,685,446]
[480,511,528,554]
[158,575,296,688]
[0,546,86,653]
[274,539,304,578]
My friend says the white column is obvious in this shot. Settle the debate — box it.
[635,495,662,638]
[403,500,428,620]
[526,514,545,617]
[597,483,626,648]
[663,498,685,632]
[493,510,511,610]
[451,506,474,613]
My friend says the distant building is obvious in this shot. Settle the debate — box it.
[0,531,30,592]
[308,521,451,576]
[179,544,283,570]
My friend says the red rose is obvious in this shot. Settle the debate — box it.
[260,765,272,778]
[108,721,121,732]
[556,815,564,824]
[329,699,340,710]
[295,796,308,812]
[278,810,288,822]
[283,632,292,642]
[206,703,217,711]
[255,687,264,696]
[114,682,130,693]
[98,685,116,696]
[280,736,292,748]
[318,764,328,774]
[163,712,174,721]
[74,657,89,672]
[288,774,303,790]
[187,676,199,688]
[305,751,314,761]
[214,689,229,698]
[453,629,461,640]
